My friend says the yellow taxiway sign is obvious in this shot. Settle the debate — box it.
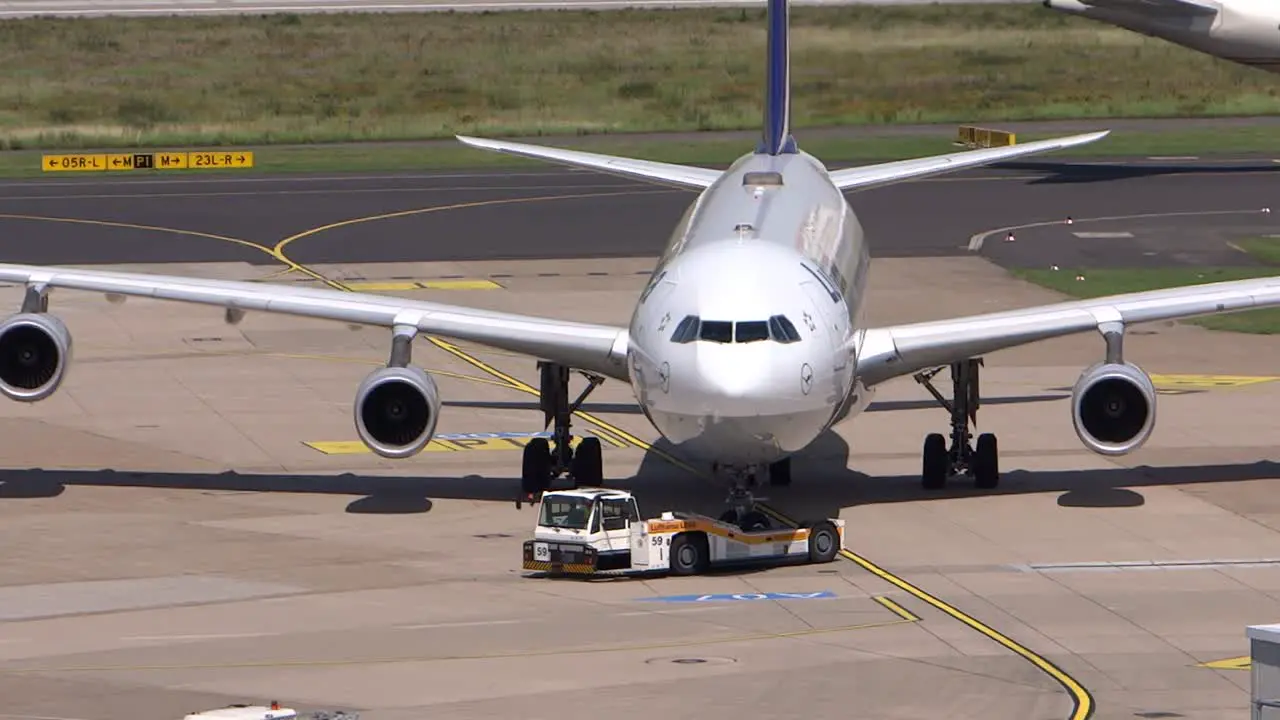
[42,150,254,172]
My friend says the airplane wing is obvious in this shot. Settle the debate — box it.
[1077,0,1219,15]
[828,131,1110,192]
[0,263,632,382]
[458,130,1109,195]
[856,274,1280,387]
[455,135,722,191]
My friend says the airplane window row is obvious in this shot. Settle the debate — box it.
[670,315,802,344]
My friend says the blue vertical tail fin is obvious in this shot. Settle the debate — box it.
[758,0,797,155]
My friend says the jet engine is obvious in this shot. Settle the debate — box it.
[0,312,72,402]
[353,365,441,458]
[1070,361,1156,456]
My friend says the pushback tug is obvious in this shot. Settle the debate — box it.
[522,488,844,576]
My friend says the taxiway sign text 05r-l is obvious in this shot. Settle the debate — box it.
[41,151,255,172]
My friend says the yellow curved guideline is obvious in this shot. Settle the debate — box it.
[758,504,1095,720]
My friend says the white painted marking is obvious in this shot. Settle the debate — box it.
[0,576,302,621]
[0,714,98,720]
[1072,231,1134,239]
[968,208,1267,252]
[0,181,637,203]
[122,632,277,641]
[1012,558,1280,573]
[0,170,583,191]
[614,606,728,617]
[1147,156,1200,160]
[398,619,524,630]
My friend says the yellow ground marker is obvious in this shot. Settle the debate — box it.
[1151,374,1279,390]
[873,595,921,622]
[1199,655,1250,670]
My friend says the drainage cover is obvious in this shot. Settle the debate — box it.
[645,655,736,666]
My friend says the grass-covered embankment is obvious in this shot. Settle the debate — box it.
[1013,239,1280,334]
[3,3,1280,151]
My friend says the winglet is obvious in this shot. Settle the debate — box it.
[757,0,797,156]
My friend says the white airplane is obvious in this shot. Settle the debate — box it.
[2,0,1278,530]
[1045,0,1280,73]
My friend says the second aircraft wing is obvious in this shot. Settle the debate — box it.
[827,131,1110,192]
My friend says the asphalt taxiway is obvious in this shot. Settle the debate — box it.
[0,158,1279,720]
[4,155,1280,267]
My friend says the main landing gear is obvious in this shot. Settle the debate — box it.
[913,358,999,491]
[518,362,606,505]
[712,458,792,532]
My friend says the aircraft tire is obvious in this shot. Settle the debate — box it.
[922,433,948,490]
[522,437,553,496]
[570,436,603,488]
[769,457,792,486]
[974,433,999,490]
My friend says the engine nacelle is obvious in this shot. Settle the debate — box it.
[353,365,441,459]
[0,313,72,402]
[1070,361,1157,456]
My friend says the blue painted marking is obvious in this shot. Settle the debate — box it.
[639,591,836,603]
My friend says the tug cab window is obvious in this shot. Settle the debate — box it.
[539,496,592,530]
[600,499,632,531]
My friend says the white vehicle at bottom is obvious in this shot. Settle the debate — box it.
[522,488,844,576]
[183,704,298,720]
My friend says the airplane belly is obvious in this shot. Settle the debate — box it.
[647,406,833,465]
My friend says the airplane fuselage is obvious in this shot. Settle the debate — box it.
[1046,0,1280,73]
[625,149,873,469]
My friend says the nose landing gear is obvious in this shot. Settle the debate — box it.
[712,463,775,531]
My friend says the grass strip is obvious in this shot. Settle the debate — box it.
[3,4,1280,150]
[1012,239,1280,333]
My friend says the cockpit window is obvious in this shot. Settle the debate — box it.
[668,316,802,344]
[699,321,733,343]
[670,315,700,343]
[735,321,770,343]
[769,315,801,343]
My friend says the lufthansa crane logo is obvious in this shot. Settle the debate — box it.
[800,363,813,395]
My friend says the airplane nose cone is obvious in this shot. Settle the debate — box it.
[695,348,771,404]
